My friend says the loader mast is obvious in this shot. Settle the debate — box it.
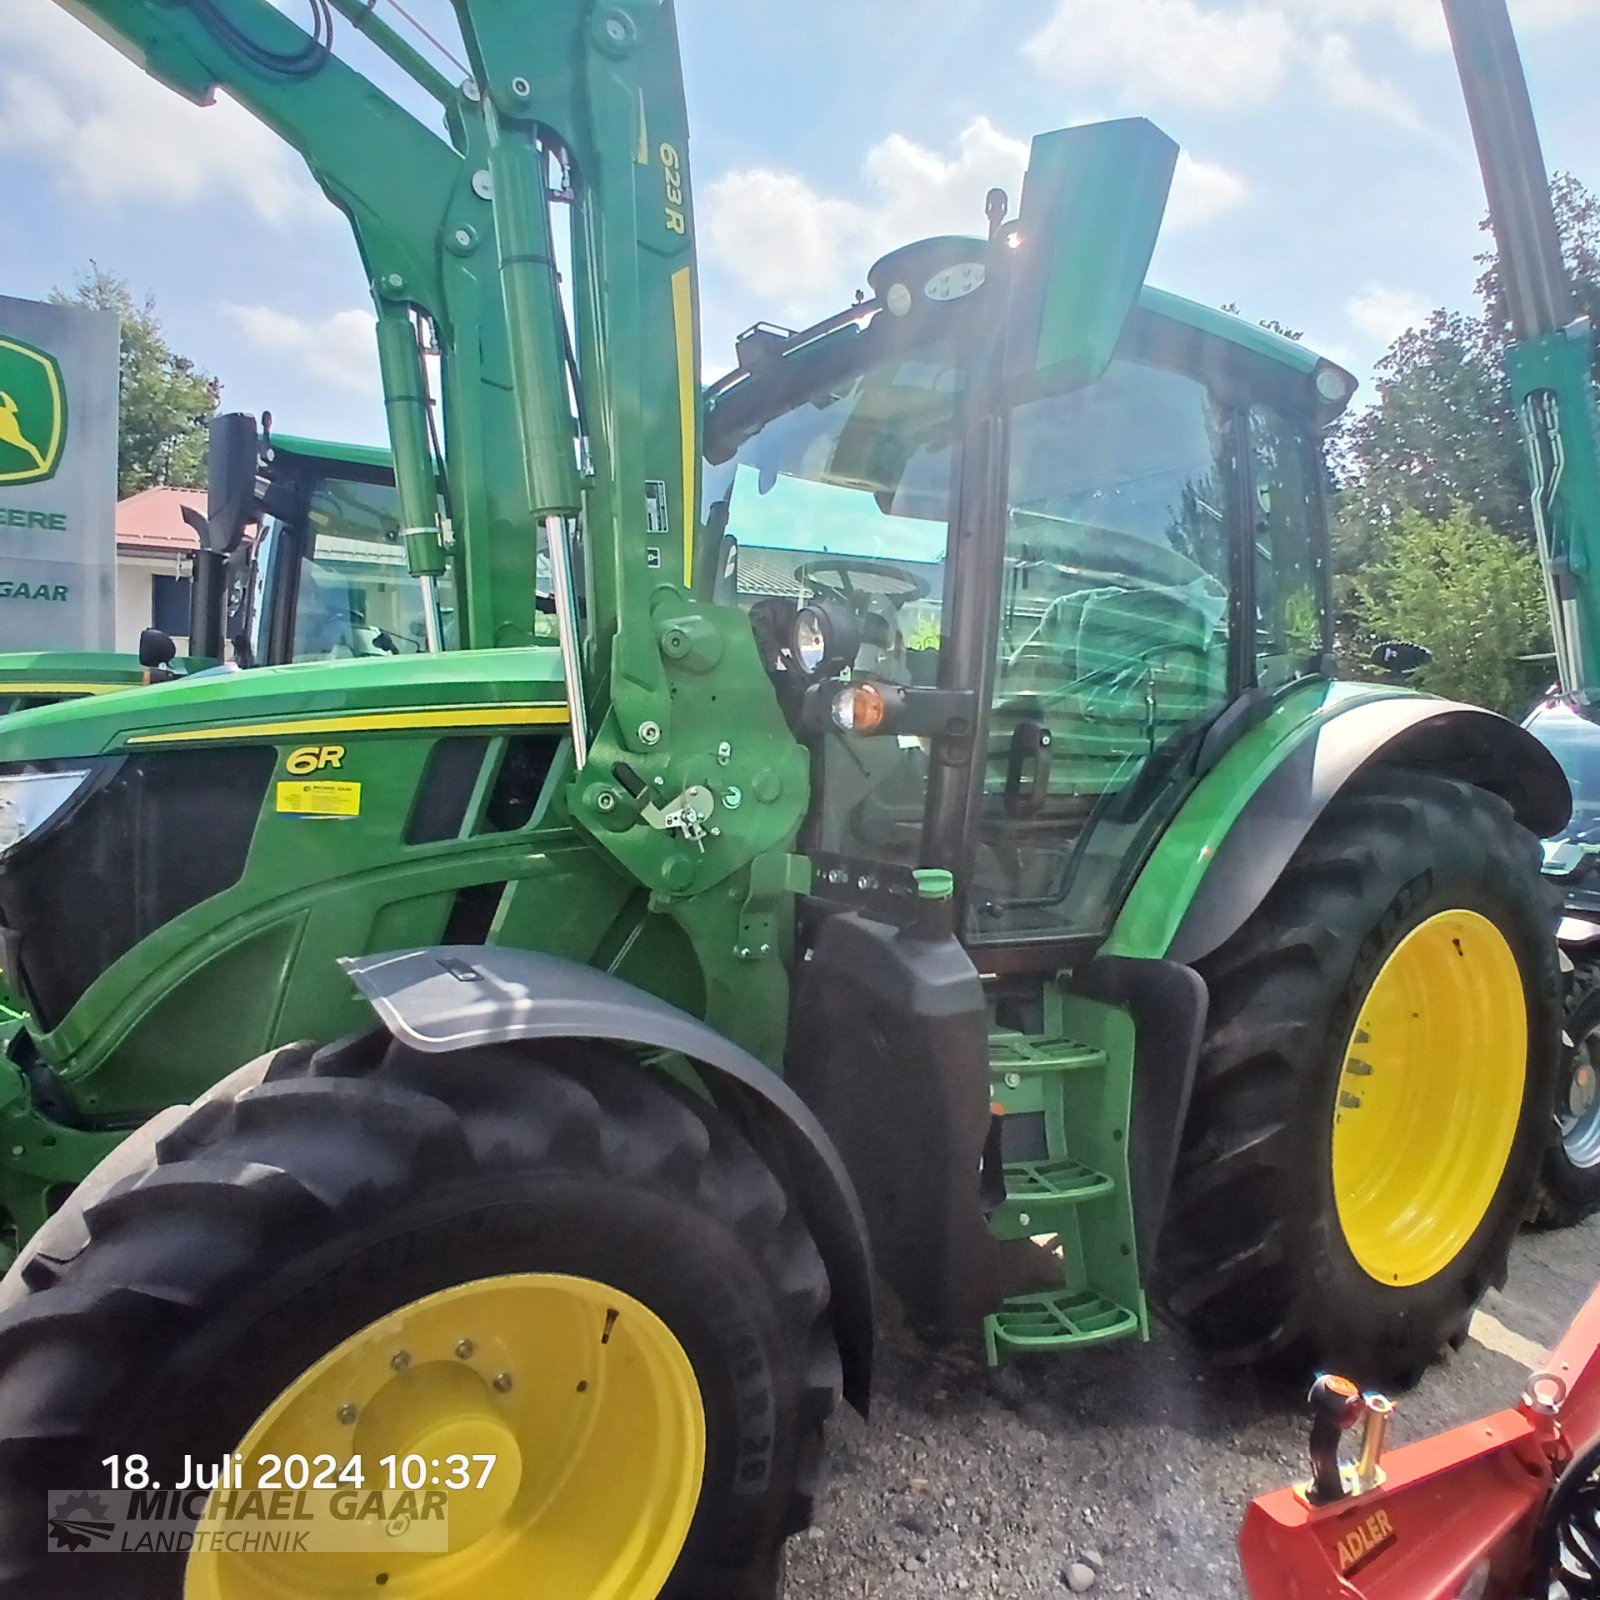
[1445,0,1600,704]
[53,0,698,743]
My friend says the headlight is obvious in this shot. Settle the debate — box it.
[0,767,93,857]
[794,608,829,674]
[790,599,861,679]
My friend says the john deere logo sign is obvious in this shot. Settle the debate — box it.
[0,336,66,487]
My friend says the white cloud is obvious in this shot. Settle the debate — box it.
[1315,0,1599,48]
[219,304,377,393]
[1025,0,1297,111]
[1309,33,1426,131]
[1347,283,1431,344]
[1025,0,1599,126]
[1309,0,1448,49]
[1172,152,1250,228]
[0,0,325,224]
[703,118,1247,327]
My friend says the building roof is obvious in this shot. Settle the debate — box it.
[116,486,206,556]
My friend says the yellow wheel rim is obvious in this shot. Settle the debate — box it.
[1331,908,1526,1287]
[184,1274,706,1600]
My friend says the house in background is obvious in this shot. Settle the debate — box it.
[114,487,203,652]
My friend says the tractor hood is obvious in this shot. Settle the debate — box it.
[0,648,572,765]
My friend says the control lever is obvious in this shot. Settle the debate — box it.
[1302,1374,1395,1505]
[611,763,716,849]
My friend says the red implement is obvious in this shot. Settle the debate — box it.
[1240,1285,1600,1599]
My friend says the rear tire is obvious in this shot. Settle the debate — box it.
[1532,970,1600,1227]
[0,1032,839,1599]
[1155,771,1560,1386]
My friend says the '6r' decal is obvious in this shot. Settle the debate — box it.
[660,141,685,235]
[285,744,345,775]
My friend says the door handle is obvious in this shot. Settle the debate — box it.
[1004,719,1052,818]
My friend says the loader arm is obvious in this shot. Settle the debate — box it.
[51,0,697,733]
[1445,0,1600,705]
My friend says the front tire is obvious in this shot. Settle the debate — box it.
[0,1033,840,1599]
[1155,771,1560,1385]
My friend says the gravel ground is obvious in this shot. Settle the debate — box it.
[785,1215,1600,1598]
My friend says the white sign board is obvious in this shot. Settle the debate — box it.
[0,294,119,650]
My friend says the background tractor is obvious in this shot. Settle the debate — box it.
[0,0,1589,1596]
[0,426,434,717]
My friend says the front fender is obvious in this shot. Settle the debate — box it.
[1107,685,1571,968]
[342,945,875,1414]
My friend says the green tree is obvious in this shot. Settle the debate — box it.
[1352,504,1551,715]
[1333,173,1600,560]
[49,266,220,497]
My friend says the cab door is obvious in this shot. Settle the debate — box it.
[964,338,1242,950]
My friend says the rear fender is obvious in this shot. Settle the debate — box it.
[1110,691,1570,968]
[342,945,875,1413]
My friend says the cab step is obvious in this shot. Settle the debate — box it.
[984,1287,1142,1363]
[983,993,1146,1364]
[991,1155,1114,1237]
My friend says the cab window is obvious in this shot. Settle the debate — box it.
[290,478,456,661]
[1249,403,1328,691]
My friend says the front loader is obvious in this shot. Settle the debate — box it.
[0,0,1585,1596]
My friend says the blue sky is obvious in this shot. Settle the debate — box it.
[5,0,1599,447]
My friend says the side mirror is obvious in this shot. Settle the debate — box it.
[1371,639,1432,674]
[1003,118,1178,385]
[203,412,261,555]
[138,627,175,669]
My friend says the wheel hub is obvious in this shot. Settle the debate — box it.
[184,1274,706,1599]
[1558,1027,1600,1168]
[1331,908,1527,1288]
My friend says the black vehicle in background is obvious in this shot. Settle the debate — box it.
[1525,697,1600,1223]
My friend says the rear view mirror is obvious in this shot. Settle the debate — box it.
[203,412,261,555]
[1371,639,1433,674]
[1003,118,1178,386]
[138,627,177,673]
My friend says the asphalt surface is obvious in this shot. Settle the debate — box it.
[785,1215,1600,1598]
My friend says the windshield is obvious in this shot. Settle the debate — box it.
[703,333,958,862]
[704,338,957,690]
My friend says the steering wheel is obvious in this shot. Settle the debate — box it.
[796,557,928,612]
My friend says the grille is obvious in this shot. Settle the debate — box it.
[0,748,272,1031]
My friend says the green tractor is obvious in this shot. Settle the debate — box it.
[0,427,440,718]
[0,0,1591,1595]
[0,431,439,1032]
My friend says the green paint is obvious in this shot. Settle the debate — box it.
[1101,679,1423,960]
[984,982,1144,1362]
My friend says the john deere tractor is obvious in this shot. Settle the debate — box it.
[0,0,1589,1595]
[0,429,438,1027]
[0,424,450,719]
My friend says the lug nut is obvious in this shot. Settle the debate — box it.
[492,1372,514,1393]
[455,1339,476,1360]
[337,1404,358,1425]
[391,1350,411,1372]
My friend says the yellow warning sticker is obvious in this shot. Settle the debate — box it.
[276,779,362,818]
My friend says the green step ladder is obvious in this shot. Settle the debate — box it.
[983,993,1146,1364]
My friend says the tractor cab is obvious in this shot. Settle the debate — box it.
[706,252,1355,951]
[244,433,459,666]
